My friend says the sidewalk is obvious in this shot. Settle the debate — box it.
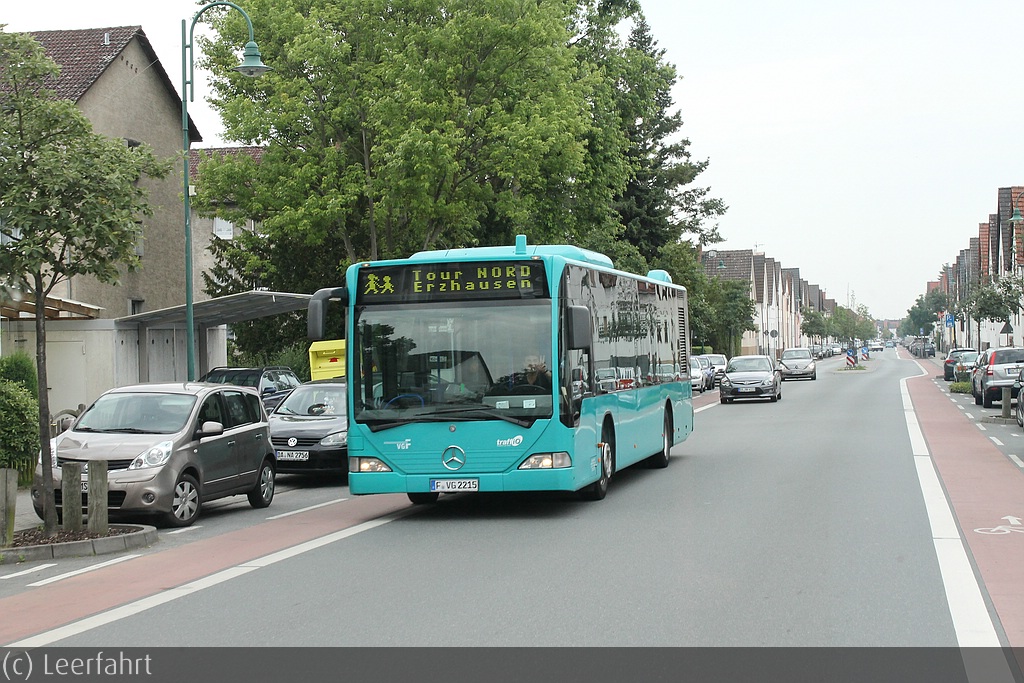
[12,488,39,533]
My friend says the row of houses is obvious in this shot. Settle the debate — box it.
[932,186,1024,352]
[697,248,836,358]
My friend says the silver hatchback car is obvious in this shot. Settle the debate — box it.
[33,383,277,527]
[972,347,1024,408]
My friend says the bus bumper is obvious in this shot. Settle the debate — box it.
[349,468,582,495]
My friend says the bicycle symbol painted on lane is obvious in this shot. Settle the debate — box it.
[974,516,1024,535]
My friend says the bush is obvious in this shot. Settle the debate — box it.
[0,351,38,399]
[0,380,39,473]
[949,381,972,394]
[233,342,312,382]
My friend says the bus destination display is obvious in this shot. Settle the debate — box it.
[356,260,549,303]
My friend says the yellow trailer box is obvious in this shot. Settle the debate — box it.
[309,340,346,380]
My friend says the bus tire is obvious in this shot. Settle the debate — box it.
[408,492,439,505]
[647,407,672,469]
[581,424,614,501]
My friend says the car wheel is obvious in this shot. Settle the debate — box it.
[581,425,614,500]
[811,372,817,380]
[983,390,993,409]
[247,458,276,508]
[408,492,440,505]
[163,473,201,527]
[648,408,672,469]
[974,385,982,405]
[1017,400,1024,428]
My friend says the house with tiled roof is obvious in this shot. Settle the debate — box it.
[0,25,233,414]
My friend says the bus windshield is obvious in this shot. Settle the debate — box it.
[352,300,553,428]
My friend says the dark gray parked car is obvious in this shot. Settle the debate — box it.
[269,379,348,474]
[33,383,277,527]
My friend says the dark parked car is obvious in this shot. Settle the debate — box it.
[719,354,782,403]
[943,348,977,381]
[200,366,302,411]
[704,353,728,387]
[269,379,348,474]
[973,347,1024,408]
[33,383,276,527]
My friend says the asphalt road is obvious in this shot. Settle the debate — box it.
[2,348,1023,680]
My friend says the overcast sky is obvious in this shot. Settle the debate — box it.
[6,1,1023,320]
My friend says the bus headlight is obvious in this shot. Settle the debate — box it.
[351,457,392,473]
[518,452,572,469]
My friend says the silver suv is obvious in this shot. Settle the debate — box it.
[972,347,1024,408]
[33,383,277,527]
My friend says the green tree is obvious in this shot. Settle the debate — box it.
[195,0,604,356]
[0,29,170,535]
[800,308,827,345]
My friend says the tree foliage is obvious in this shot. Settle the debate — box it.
[193,0,724,357]
[0,29,170,534]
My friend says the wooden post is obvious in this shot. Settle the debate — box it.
[0,468,16,547]
[61,461,84,531]
[87,460,108,534]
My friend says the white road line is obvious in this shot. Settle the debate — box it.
[900,364,1009,667]
[26,555,140,588]
[266,498,346,520]
[1009,454,1024,468]
[990,437,1005,447]
[695,403,717,414]
[165,526,203,535]
[976,423,988,431]
[7,509,417,647]
[0,564,56,580]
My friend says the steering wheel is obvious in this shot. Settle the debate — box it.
[384,393,426,408]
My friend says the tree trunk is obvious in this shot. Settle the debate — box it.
[35,275,59,536]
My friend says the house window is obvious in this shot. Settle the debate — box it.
[130,299,144,315]
[213,217,234,240]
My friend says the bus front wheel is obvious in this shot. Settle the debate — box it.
[647,408,672,469]
[581,427,614,501]
[408,492,439,505]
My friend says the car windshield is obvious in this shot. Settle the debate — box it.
[727,357,772,373]
[276,384,347,416]
[76,392,197,434]
[781,349,812,360]
[706,354,726,365]
[958,352,979,364]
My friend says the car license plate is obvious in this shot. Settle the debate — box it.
[738,387,756,393]
[276,450,309,461]
[430,479,478,492]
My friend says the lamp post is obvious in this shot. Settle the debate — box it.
[181,2,270,380]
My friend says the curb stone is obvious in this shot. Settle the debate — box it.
[0,525,159,564]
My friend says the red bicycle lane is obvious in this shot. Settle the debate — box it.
[0,493,412,646]
[906,360,1024,647]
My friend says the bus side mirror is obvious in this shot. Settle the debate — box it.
[308,287,347,341]
[566,305,591,351]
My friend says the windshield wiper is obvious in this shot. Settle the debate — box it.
[363,408,534,432]
[102,428,151,434]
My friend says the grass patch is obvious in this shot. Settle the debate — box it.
[949,381,972,394]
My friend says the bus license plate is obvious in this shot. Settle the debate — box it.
[430,479,478,492]
[276,450,309,461]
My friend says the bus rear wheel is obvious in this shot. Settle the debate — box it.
[647,408,672,469]
[581,427,614,501]
[408,492,439,505]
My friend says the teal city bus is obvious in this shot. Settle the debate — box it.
[307,235,694,503]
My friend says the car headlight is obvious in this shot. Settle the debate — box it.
[320,431,348,447]
[519,452,572,469]
[761,377,776,386]
[351,457,391,473]
[129,441,174,470]
[720,377,732,387]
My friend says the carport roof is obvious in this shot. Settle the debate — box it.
[116,290,312,328]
